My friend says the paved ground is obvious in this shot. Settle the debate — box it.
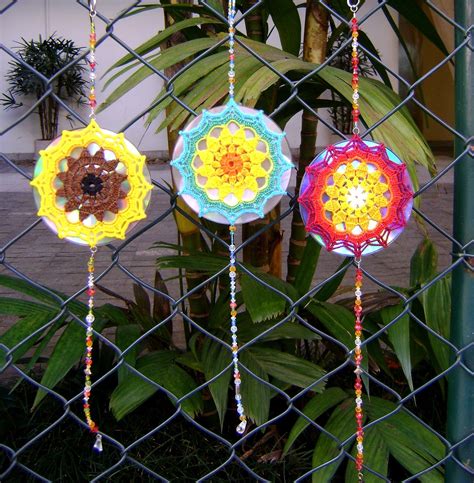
[0,158,454,338]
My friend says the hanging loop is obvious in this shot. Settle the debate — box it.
[89,0,97,17]
[347,0,360,12]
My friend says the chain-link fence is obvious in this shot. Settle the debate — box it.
[0,1,472,481]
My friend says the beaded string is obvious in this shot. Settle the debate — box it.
[82,0,102,453]
[353,259,364,480]
[229,225,247,434]
[88,0,97,119]
[227,0,236,99]
[349,2,364,479]
[225,0,247,435]
[349,0,360,135]
[84,246,102,451]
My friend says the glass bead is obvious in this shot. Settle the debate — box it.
[93,434,103,452]
[236,420,247,434]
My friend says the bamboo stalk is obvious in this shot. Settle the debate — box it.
[286,1,329,283]
[241,0,283,276]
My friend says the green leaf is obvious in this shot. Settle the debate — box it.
[201,337,231,429]
[265,0,301,55]
[33,316,106,409]
[145,51,229,126]
[115,324,141,383]
[164,55,263,132]
[420,275,451,371]
[314,257,351,301]
[0,310,59,366]
[293,237,321,296]
[0,297,53,316]
[249,346,325,390]
[106,17,221,71]
[345,426,389,483]
[100,37,218,109]
[0,274,60,307]
[283,387,348,456]
[240,273,286,323]
[110,351,203,420]
[305,301,353,349]
[318,67,435,174]
[239,350,271,426]
[133,283,151,316]
[157,253,227,273]
[367,397,445,482]
[312,398,364,482]
[380,303,413,391]
[410,238,438,286]
[238,319,320,343]
[95,304,130,326]
[387,0,449,56]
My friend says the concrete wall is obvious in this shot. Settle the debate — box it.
[0,0,399,158]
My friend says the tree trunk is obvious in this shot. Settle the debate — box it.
[286,1,329,283]
[163,1,211,325]
[241,0,283,276]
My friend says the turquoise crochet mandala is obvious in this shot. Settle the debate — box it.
[171,99,293,225]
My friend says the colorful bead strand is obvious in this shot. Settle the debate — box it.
[88,0,97,118]
[350,7,360,133]
[353,262,364,479]
[83,246,102,452]
[229,225,247,434]
[228,0,236,99]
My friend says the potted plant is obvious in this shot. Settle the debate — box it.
[1,34,87,149]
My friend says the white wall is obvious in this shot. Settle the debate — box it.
[0,0,398,157]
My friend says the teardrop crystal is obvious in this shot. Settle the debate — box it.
[236,420,247,435]
[93,434,103,452]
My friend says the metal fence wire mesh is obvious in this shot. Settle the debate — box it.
[0,0,472,481]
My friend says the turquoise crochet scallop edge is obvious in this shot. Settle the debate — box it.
[171,99,294,224]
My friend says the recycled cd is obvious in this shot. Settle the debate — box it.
[171,100,293,225]
[298,136,413,257]
[31,120,153,246]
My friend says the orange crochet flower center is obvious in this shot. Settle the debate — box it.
[220,152,244,177]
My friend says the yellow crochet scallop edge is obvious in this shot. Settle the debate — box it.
[193,122,272,203]
[323,161,390,231]
[30,120,153,246]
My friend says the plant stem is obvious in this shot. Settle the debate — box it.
[286,1,329,283]
[241,0,283,276]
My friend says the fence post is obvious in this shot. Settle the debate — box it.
[446,1,473,481]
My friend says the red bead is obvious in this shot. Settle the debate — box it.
[352,17,357,24]
[230,302,237,309]
[87,288,95,296]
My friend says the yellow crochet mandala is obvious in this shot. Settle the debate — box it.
[193,122,271,204]
[31,120,153,246]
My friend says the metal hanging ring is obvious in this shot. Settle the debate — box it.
[347,0,360,12]
[89,0,97,17]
